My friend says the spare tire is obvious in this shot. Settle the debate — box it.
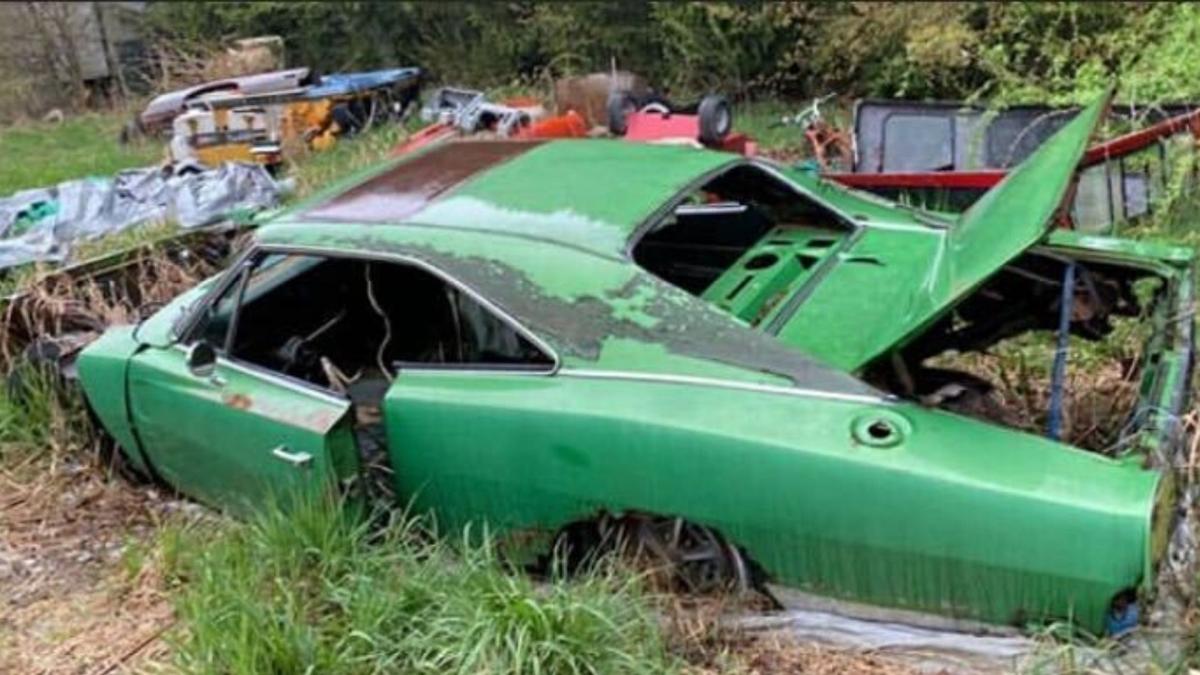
[697,94,733,145]
[606,90,639,136]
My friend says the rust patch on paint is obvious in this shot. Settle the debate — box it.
[223,393,252,410]
[301,140,543,224]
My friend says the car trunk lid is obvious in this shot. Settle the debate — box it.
[945,95,1106,295]
[771,95,1107,371]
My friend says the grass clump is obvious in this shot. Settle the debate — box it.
[0,362,88,472]
[166,496,676,674]
[68,220,183,264]
[288,121,419,200]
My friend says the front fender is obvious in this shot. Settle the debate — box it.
[77,326,147,473]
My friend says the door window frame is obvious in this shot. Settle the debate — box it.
[171,244,561,390]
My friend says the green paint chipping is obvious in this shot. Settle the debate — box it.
[606,281,662,329]
[75,123,1189,636]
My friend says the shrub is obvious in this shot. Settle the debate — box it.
[140,1,1200,106]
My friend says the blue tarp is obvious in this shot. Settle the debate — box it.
[304,68,422,99]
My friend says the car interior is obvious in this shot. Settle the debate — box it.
[187,252,555,497]
[196,253,552,384]
[632,164,852,325]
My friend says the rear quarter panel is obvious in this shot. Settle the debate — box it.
[383,370,1157,633]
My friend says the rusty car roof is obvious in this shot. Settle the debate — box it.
[255,215,882,397]
[289,139,738,256]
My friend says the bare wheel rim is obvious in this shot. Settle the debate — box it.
[633,517,750,595]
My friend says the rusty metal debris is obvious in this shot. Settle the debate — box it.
[166,67,422,168]
[827,99,1200,232]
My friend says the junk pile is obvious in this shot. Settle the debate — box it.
[0,162,281,271]
[0,56,424,367]
[811,98,1200,233]
[396,73,1197,237]
[138,66,422,168]
[392,72,752,156]
[391,86,589,155]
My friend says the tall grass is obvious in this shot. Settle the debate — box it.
[288,120,418,200]
[0,362,88,471]
[165,497,677,674]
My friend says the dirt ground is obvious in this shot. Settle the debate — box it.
[1,461,925,675]
[682,633,924,675]
[0,463,183,674]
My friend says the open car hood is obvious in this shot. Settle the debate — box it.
[773,94,1107,371]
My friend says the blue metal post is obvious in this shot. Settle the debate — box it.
[1047,263,1076,440]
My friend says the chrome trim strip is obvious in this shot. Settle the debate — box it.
[623,161,740,258]
[220,356,351,406]
[170,343,350,407]
[392,363,554,378]
[174,247,257,342]
[559,368,889,405]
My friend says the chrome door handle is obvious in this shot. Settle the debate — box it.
[271,446,312,468]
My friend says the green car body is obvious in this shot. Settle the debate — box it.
[77,96,1193,634]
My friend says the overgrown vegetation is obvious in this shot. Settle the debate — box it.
[927,317,1150,452]
[164,496,677,674]
[0,362,87,471]
[0,233,221,471]
[143,2,1200,105]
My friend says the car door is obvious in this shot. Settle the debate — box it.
[126,255,360,513]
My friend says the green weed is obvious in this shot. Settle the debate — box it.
[166,497,675,674]
[69,220,183,264]
[0,361,89,471]
[119,534,151,584]
[288,120,419,201]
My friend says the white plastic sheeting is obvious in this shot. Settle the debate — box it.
[0,162,281,270]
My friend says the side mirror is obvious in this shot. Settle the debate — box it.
[185,341,217,377]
